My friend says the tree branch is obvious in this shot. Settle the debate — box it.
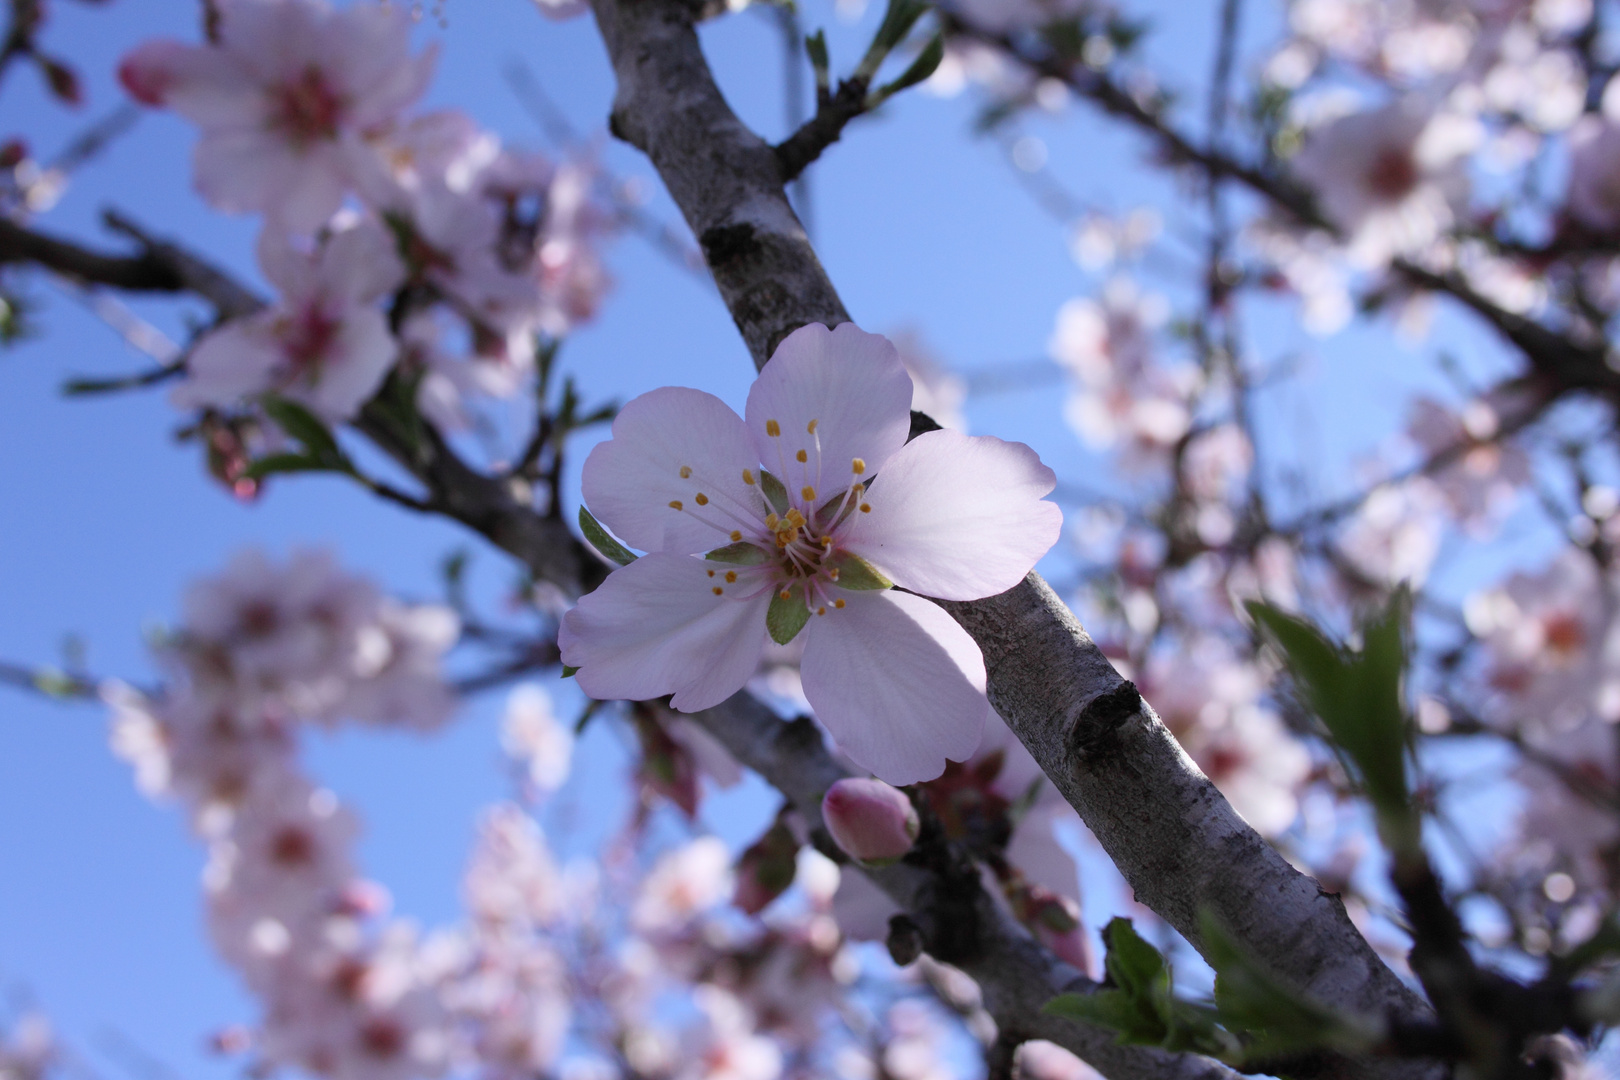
[585,0,1438,1070]
[695,694,1244,1080]
[775,77,870,182]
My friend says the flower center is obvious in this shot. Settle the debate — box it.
[664,417,874,616]
[1365,146,1420,203]
[270,66,346,143]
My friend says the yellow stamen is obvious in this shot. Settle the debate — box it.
[852,458,865,475]
[801,486,816,501]
[766,420,781,437]
[695,493,709,506]
[786,509,805,527]
[807,419,818,434]
[713,586,723,595]
[765,512,780,529]
[707,570,715,578]
[679,465,692,479]
[669,500,684,511]
[819,536,832,548]
[730,530,742,541]
[725,571,737,583]
[778,588,792,601]
[834,598,846,609]
[816,606,826,615]
[860,503,871,513]
[743,469,756,486]
[796,449,808,463]
[829,568,841,582]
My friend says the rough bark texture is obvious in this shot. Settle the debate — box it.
[696,695,1243,1080]
[590,0,849,363]
[587,0,1438,1061]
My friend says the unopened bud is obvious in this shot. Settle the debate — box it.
[821,778,918,866]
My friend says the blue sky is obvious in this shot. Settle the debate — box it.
[0,0,1547,1075]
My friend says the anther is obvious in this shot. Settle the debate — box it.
[816,606,826,616]
[679,465,692,479]
[834,598,846,609]
[669,500,684,511]
[743,469,756,486]
[807,419,818,434]
[725,571,737,583]
[695,493,709,506]
[765,512,780,529]
[778,588,792,601]
[766,420,781,437]
[820,536,832,548]
[730,530,742,542]
[713,586,723,596]
[829,568,841,582]
[802,486,816,501]
[707,570,715,578]
[852,458,865,475]
[796,449,808,463]
[860,503,871,513]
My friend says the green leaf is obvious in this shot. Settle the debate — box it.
[1045,990,1163,1041]
[804,29,830,95]
[856,0,930,80]
[579,506,638,566]
[1202,911,1377,1061]
[1248,593,1413,830]
[561,665,579,678]
[759,470,791,516]
[869,33,944,106]
[823,551,891,590]
[768,585,810,645]
[261,396,341,460]
[706,542,772,566]
[1101,918,1166,997]
[240,452,336,481]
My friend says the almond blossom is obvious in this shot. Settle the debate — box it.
[119,0,437,232]
[1292,95,1479,268]
[173,220,404,424]
[559,323,1062,785]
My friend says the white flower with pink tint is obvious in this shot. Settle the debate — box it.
[174,220,404,423]
[500,685,575,795]
[1292,96,1479,268]
[559,323,1061,785]
[1567,117,1620,232]
[631,837,733,936]
[119,0,437,232]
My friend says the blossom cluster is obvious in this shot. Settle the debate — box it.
[119,0,611,434]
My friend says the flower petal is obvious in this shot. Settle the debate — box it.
[582,387,764,555]
[800,590,986,785]
[559,553,768,711]
[745,323,913,498]
[841,429,1062,601]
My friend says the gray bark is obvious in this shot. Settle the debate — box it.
[586,0,1437,1061]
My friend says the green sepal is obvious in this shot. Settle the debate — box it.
[261,396,343,460]
[240,452,338,481]
[869,33,944,107]
[767,585,810,645]
[826,551,891,590]
[759,470,791,516]
[706,542,772,566]
[561,665,580,678]
[578,505,638,566]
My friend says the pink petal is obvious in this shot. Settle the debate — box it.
[581,387,763,554]
[841,429,1062,601]
[800,590,986,785]
[559,553,769,711]
[744,323,913,498]
[287,307,397,423]
[172,318,281,409]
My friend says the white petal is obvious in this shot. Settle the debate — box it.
[800,590,986,785]
[841,429,1062,601]
[559,553,768,711]
[286,306,397,423]
[581,387,764,554]
[172,318,281,409]
[744,323,913,496]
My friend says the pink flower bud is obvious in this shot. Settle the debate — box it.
[822,778,919,866]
